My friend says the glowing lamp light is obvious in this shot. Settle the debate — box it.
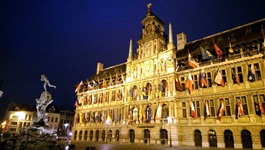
[105,119,110,124]
[14,112,26,120]
[167,116,172,123]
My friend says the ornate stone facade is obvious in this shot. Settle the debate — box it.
[72,4,265,149]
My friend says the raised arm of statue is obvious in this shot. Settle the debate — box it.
[41,74,56,91]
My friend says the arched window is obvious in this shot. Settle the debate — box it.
[79,130,82,141]
[84,130,88,141]
[241,129,252,149]
[208,130,217,147]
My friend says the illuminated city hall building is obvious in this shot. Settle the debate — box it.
[72,4,265,149]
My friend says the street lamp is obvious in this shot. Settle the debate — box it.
[167,116,172,147]
[105,119,110,143]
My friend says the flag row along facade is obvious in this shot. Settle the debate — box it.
[72,4,265,149]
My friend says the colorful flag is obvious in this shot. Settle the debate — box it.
[204,100,210,118]
[175,75,182,91]
[218,99,225,120]
[115,73,119,84]
[214,70,225,86]
[188,52,199,68]
[228,37,234,54]
[156,103,162,119]
[87,82,92,89]
[142,87,148,99]
[175,60,179,71]
[185,74,193,91]
[158,83,163,98]
[236,99,244,118]
[107,110,112,123]
[139,105,143,122]
[102,78,108,88]
[232,68,240,85]
[74,100,79,106]
[258,99,265,115]
[200,46,215,60]
[92,80,98,87]
[190,101,196,119]
[75,81,83,92]
[248,64,255,82]
[201,70,207,87]
[212,37,222,58]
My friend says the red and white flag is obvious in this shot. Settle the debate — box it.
[190,101,196,119]
[218,99,225,120]
[258,99,265,115]
[237,100,244,118]
[75,81,83,92]
[214,70,225,86]
[185,74,193,92]
[188,52,199,68]
[205,100,210,118]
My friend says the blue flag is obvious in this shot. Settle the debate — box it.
[200,46,215,60]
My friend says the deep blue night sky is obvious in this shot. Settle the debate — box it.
[0,0,265,116]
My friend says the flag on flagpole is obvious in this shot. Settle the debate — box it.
[74,100,79,106]
[139,105,143,122]
[175,60,179,71]
[232,68,240,85]
[158,83,163,98]
[201,70,207,87]
[115,73,119,84]
[214,70,225,86]
[204,100,210,119]
[218,99,225,120]
[236,99,244,118]
[92,80,98,87]
[258,99,265,115]
[190,101,196,119]
[228,37,234,54]
[102,78,108,88]
[188,52,199,68]
[156,103,162,120]
[87,82,92,90]
[107,110,112,123]
[212,37,222,58]
[175,75,182,91]
[248,64,255,82]
[200,46,215,60]
[75,81,83,92]
[185,74,193,91]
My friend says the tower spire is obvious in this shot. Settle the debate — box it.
[127,39,133,62]
[168,22,175,50]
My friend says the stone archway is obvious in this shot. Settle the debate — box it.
[241,129,252,149]
[90,130,93,141]
[160,129,168,145]
[129,129,135,143]
[208,130,217,147]
[260,129,265,148]
[194,130,202,146]
[84,130,88,141]
[144,129,150,144]
[102,130,105,142]
[96,130,99,141]
[79,130,82,141]
[224,130,234,148]
[115,130,119,142]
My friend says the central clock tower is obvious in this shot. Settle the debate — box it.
[126,3,176,82]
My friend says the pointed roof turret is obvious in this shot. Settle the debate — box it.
[127,39,133,62]
[167,22,175,50]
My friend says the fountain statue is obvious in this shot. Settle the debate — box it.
[1,74,63,150]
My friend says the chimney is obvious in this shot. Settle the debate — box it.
[96,62,104,74]
[176,32,187,50]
